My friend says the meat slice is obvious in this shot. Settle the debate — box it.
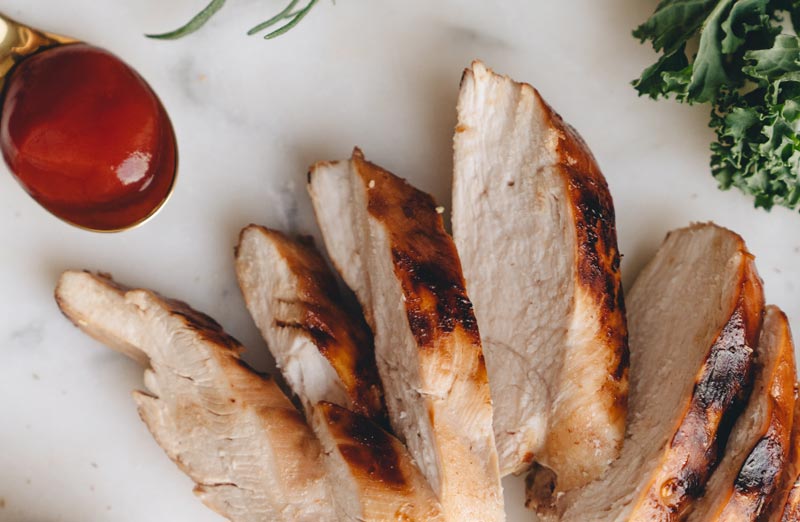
[235,224,443,521]
[452,60,629,494]
[766,388,800,521]
[308,149,505,522]
[312,402,444,521]
[54,270,336,522]
[560,223,764,521]
[777,452,800,521]
[235,224,385,421]
[687,305,796,521]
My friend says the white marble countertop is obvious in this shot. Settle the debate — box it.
[1,1,799,520]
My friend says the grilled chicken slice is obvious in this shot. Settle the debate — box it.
[308,149,505,522]
[55,270,336,522]
[560,223,764,521]
[766,387,800,521]
[452,61,628,493]
[235,224,385,421]
[687,305,796,522]
[313,402,444,521]
[235,225,443,521]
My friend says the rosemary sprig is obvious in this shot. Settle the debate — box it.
[146,0,322,41]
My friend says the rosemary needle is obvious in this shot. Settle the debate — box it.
[247,0,302,35]
[258,0,320,40]
[146,0,227,40]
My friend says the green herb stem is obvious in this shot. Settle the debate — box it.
[146,0,227,40]
[247,0,302,35]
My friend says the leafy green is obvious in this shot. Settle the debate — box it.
[634,0,800,211]
[147,0,321,41]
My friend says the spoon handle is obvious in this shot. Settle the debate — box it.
[0,12,76,90]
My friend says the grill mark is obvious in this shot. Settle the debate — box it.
[559,150,628,388]
[356,151,481,351]
[635,260,764,520]
[392,248,480,348]
[321,402,407,489]
[539,94,630,427]
[735,437,783,495]
[246,226,387,422]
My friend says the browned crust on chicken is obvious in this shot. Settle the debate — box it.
[236,225,385,421]
[632,240,764,520]
[543,99,629,390]
[782,400,800,522]
[313,401,445,521]
[535,89,630,473]
[779,409,800,521]
[309,149,503,521]
[718,307,796,521]
[765,383,800,522]
[351,149,484,357]
[317,401,408,488]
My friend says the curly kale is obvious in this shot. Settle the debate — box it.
[634,0,800,211]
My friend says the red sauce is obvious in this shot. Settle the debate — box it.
[1,43,176,231]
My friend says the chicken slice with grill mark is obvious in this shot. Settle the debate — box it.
[235,225,443,521]
[235,224,385,422]
[313,401,444,521]
[560,223,764,521]
[55,270,336,522]
[765,383,800,521]
[308,149,505,522]
[452,61,628,502]
[687,305,795,522]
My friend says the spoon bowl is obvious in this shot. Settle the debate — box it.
[0,13,177,232]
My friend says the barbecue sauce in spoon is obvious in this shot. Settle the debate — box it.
[1,43,176,231]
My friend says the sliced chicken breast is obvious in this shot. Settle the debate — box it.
[452,61,629,494]
[235,224,385,421]
[313,402,444,522]
[766,388,800,522]
[778,458,800,521]
[560,223,764,521]
[55,270,336,522]
[308,149,505,522]
[235,224,443,521]
[687,305,796,522]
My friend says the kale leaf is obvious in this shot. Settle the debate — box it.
[634,0,800,211]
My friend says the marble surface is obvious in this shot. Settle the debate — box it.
[2,1,800,520]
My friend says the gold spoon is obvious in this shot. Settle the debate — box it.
[0,13,178,233]
[0,13,76,91]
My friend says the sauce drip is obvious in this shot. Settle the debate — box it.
[1,43,176,231]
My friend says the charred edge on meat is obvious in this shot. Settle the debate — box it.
[356,152,482,350]
[250,226,386,420]
[542,95,629,384]
[638,261,764,519]
[538,93,630,425]
[525,463,558,514]
[320,402,408,489]
[734,437,784,504]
